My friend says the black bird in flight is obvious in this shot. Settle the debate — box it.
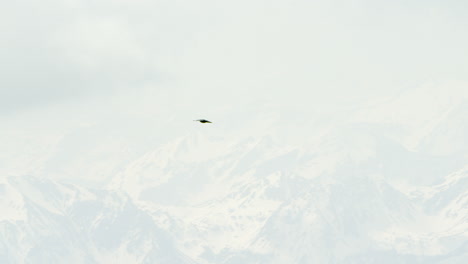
[194,119,212,123]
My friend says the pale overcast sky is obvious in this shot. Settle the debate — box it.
[1,0,467,117]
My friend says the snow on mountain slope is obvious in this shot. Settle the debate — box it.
[109,134,291,259]
[245,178,415,264]
[0,176,195,264]
[423,166,468,236]
[369,167,468,264]
[0,178,26,222]
[108,123,467,263]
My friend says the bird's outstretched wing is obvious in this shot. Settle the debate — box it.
[194,119,212,123]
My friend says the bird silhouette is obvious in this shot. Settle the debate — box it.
[194,119,212,123]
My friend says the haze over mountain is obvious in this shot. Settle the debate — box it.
[1,83,467,263]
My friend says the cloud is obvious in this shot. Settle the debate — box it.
[0,0,173,114]
[1,0,467,115]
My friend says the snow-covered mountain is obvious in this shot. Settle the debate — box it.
[1,85,467,263]
[0,176,195,264]
[108,132,467,263]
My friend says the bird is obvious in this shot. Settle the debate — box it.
[194,119,212,123]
